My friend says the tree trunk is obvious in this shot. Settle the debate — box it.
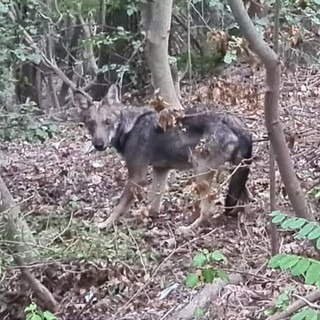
[0,175,38,262]
[140,0,182,110]
[58,16,81,105]
[227,0,314,221]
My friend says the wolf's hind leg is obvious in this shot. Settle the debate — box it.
[148,168,169,216]
[178,159,215,234]
[98,167,148,231]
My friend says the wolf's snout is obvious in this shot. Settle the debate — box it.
[93,138,106,151]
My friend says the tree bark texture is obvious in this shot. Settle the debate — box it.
[227,0,314,221]
[140,0,183,110]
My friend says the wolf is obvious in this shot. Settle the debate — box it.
[74,85,253,233]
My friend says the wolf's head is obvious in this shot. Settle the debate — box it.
[74,85,122,151]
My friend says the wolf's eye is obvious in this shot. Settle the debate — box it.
[87,120,96,132]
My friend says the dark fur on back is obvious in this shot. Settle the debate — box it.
[110,107,252,214]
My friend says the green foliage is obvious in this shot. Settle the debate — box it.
[0,104,60,143]
[25,302,56,320]
[269,211,320,319]
[195,306,205,318]
[265,287,295,316]
[292,309,320,320]
[186,249,228,289]
[270,211,320,247]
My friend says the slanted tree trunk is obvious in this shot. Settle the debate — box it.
[140,0,183,110]
[0,175,38,262]
[0,175,59,312]
[227,0,314,221]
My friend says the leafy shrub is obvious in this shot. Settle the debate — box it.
[186,249,229,289]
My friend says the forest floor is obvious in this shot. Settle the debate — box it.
[1,64,320,320]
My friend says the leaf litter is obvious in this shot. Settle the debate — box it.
[1,64,320,319]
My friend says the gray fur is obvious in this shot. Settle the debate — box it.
[75,85,253,233]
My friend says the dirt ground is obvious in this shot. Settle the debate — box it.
[1,65,320,320]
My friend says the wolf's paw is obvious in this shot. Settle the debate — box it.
[97,217,115,231]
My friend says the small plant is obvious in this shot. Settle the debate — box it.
[25,302,56,320]
[186,249,229,289]
[268,211,320,319]
[265,287,295,316]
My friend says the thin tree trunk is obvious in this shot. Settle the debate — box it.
[59,16,81,105]
[227,0,314,221]
[269,0,281,256]
[140,0,183,110]
[76,14,99,77]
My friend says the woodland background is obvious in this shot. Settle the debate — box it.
[1,0,320,319]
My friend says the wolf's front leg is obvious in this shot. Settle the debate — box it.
[98,168,148,231]
[97,183,134,230]
[148,168,169,216]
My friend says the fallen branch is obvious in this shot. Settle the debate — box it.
[15,256,59,313]
[166,274,243,320]
[266,291,320,320]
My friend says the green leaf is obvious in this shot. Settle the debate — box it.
[210,251,227,262]
[43,310,57,320]
[305,262,320,285]
[291,311,307,320]
[292,309,319,320]
[288,218,307,229]
[272,212,286,224]
[193,253,207,268]
[281,218,298,229]
[269,254,287,268]
[307,227,320,240]
[314,0,320,5]
[297,223,316,239]
[195,306,204,318]
[279,255,300,271]
[186,273,199,288]
[25,302,37,312]
[317,237,320,250]
[291,259,311,277]
[202,268,216,283]
[223,51,237,64]
[270,210,282,217]
[216,269,230,282]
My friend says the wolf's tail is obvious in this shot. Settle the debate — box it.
[225,132,253,215]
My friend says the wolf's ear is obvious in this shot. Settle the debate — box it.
[73,92,90,111]
[105,84,120,106]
